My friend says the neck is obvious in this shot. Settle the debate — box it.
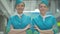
[17,11,23,14]
[40,12,46,16]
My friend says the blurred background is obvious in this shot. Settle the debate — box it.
[0,0,60,34]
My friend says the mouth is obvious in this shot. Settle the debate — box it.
[41,10,45,11]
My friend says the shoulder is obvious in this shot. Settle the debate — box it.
[32,15,39,21]
[23,14,31,22]
[47,15,56,19]
[46,15,57,22]
[8,15,17,20]
[23,14,31,19]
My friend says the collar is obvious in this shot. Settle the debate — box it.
[17,13,23,17]
[39,12,52,18]
[15,11,23,18]
[39,13,52,21]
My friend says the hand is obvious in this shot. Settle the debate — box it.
[24,24,30,31]
[34,25,39,30]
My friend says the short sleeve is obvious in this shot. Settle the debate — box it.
[6,17,12,33]
[52,17,58,34]
[30,19,35,32]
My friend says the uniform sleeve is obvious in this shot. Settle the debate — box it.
[29,16,32,24]
[30,19,35,32]
[31,19,35,28]
[26,16,31,25]
[6,17,12,34]
[31,18,39,34]
[52,17,59,34]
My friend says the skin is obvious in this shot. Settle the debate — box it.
[16,2,25,14]
[8,24,30,34]
[39,3,48,16]
[8,2,30,34]
[35,4,54,34]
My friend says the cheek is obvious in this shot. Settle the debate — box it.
[21,7,24,9]
[42,8,48,11]
[45,8,48,11]
[39,8,44,11]
[16,7,19,9]
[16,6,24,10]
[39,8,42,10]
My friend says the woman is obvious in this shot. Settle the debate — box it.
[32,0,58,34]
[6,0,31,34]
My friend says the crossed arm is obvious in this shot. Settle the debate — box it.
[8,24,30,34]
[35,24,58,34]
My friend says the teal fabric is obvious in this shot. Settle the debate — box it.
[6,14,31,34]
[40,0,49,7]
[32,15,57,34]
[16,0,23,5]
[53,18,58,34]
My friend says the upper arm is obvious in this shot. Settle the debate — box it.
[52,17,57,29]
[52,17,58,33]
[25,17,31,29]
[6,17,12,33]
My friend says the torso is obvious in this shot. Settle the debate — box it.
[33,15,55,30]
[10,14,31,29]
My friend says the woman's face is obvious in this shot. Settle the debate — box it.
[39,4,48,14]
[16,2,25,14]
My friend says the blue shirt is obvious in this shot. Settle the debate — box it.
[32,15,57,34]
[6,14,31,33]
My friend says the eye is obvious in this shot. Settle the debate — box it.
[17,5,20,7]
[39,6,43,8]
[21,5,24,7]
[44,6,47,8]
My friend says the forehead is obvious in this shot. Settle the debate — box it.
[39,4,46,6]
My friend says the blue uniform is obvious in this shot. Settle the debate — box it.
[6,14,31,34]
[32,14,58,34]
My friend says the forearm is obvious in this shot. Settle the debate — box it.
[42,30,54,34]
[24,24,30,30]
[8,29,25,34]
[37,29,54,34]
[11,29,25,32]
[8,24,30,34]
